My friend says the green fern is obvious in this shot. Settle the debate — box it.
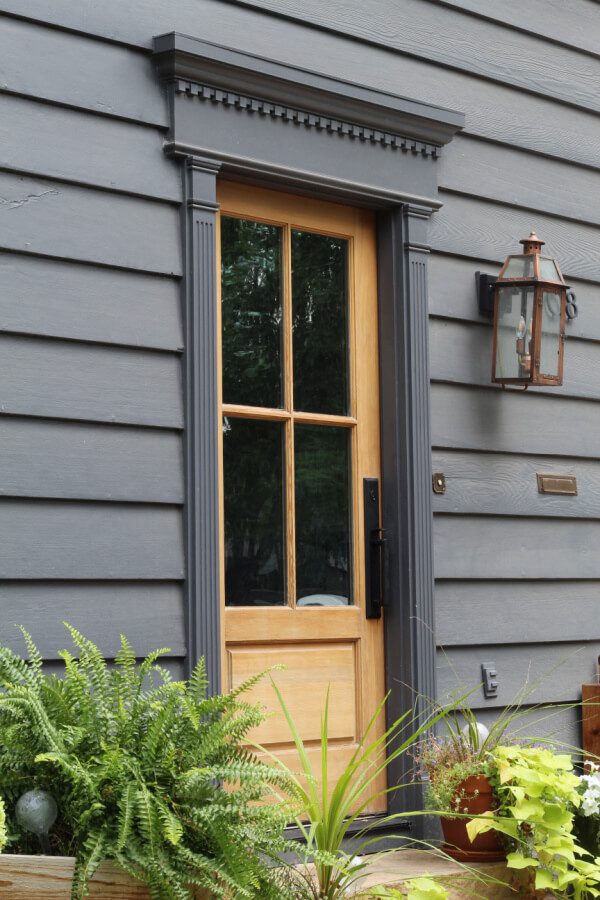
[0,627,299,899]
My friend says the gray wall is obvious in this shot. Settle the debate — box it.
[1,0,599,743]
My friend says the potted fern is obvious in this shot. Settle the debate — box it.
[0,626,298,900]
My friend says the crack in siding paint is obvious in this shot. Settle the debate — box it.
[0,190,59,209]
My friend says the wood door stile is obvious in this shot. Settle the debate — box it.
[217,181,386,814]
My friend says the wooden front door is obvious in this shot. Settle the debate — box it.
[218,181,386,813]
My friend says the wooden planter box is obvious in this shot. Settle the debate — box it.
[0,854,211,899]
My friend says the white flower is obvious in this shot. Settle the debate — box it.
[579,767,600,816]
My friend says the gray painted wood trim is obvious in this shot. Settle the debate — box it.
[378,205,436,819]
[227,0,600,115]
[0,500,184,580]
[0,16,169,127]
[431,384,600,459]
[0,253,183,351]
[0,94,181,203]
[0,334,183,428]
[0,418,183,504]
[431,450,600,520]
[153,33,464,146]
[471,704,579,749]
[436,580,600,646]
[157,34,461,806]
[429,319,600,403]
[440,135,600,230]
[0,172,181,277]
[434,0,600,59]
[434,516,600,580]
[438,642,600,707]
[0,582,185,658]
[172,79,441,159]
[430,193,600,284]
[182,157,222,691]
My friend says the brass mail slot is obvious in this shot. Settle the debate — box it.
[536,473,577,496]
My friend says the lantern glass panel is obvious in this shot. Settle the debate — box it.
[539,257,561,281]
[495,285,534,380]
[502,255,535,278]
[539,290,562,377]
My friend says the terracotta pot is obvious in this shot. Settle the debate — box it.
[440,773,505,862]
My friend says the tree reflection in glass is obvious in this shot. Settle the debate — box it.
[221,217,283,408]
[223,417,285,606]
[292,231,349,415]
[295,425,351,606]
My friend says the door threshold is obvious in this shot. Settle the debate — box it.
[284,813,413,843]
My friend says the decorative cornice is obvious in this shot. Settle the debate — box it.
[175,78,441,158]
[153,34,464,149]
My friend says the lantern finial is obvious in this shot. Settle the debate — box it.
[520,230,545,255]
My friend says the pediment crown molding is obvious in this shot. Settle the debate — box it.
[153,33,464,150]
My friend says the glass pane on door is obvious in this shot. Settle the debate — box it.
[291,230,349,415]
[223,417,286,606]
[294,424,352,606]
[221,217,283,408]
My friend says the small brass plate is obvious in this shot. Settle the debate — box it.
[536,473,577,496]
[432,472,446,495]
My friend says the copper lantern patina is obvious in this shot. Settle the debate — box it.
[492,232,567,388]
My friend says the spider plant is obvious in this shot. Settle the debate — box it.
[261,682,459,900]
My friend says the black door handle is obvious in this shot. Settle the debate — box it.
[364,477,385,619]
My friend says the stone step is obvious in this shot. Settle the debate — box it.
[352,850,523,898]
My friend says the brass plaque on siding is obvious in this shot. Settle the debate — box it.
[536,473,577,496]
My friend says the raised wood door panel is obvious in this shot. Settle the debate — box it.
[217,181,386,814]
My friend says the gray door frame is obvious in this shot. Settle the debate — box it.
[154,32,464,822]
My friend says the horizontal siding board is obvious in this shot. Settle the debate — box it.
[430,319,598,402]
[432,450,600,519]
[467,704,580,750]
[0,335,183,428]
[430,193,600,284]
[429,255,598,343]
[225,0,600,114]
[2,4,599,169]
[43,659,186,678]
[0,254,183,350]
[10,0,600,115]
[434,516,600,580]
[438,643,600,706]
[0,501,184,579]
[432,384,600,458]
[0,94,180,202]
[0,582,185,657]
[436,580,600,646]
[0,16,168,126]
[0,173,181,275]
[440,136,600,228]
[438,0,600,58]
[1,418,183,503]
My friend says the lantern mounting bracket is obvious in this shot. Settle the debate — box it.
[475,271,497,319]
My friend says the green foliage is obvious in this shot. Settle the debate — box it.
[416,734,482,816]
[416,693,569,817]
[0,626,298,900]
[467,745,600,899]
[403,878,449,900]
[262,681,457,900]
[367,878,449,899]
[0,796,6,852]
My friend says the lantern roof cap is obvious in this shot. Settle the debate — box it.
[519,230,545,254]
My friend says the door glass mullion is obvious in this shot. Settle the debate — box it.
[282,224,296,608]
